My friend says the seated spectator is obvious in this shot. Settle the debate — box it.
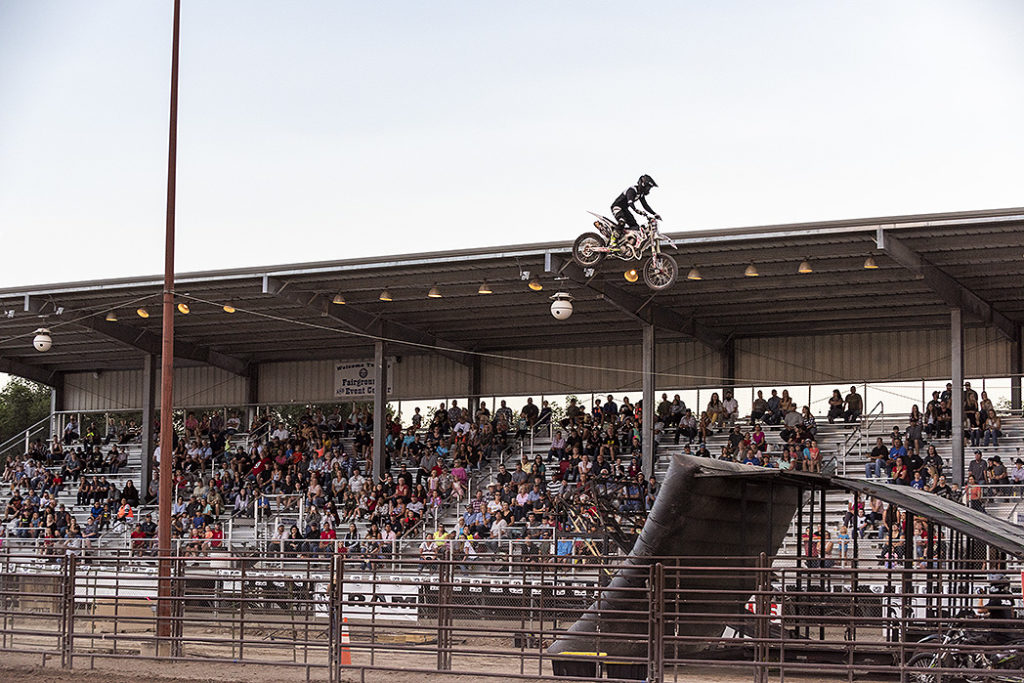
[982,409,1002,447]
[843,386,863,422]
[826,389,844,423]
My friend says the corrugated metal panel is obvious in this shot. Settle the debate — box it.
[391,355,467,400]
[64,366,247,411]
[62,328,1016,410]
[258,360,336,404]
[736,329,1014,385]
[64,370,142,411]
[481,344,642,396]
[174,367,247,407]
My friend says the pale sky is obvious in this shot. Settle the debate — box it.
[1,0,1023,291]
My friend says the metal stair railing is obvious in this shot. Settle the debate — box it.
[836,400,884,476]
[0,416,52,463]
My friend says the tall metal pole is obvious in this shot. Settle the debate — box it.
[157,0,181,649]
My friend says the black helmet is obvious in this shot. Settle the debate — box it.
[637,174,658,191]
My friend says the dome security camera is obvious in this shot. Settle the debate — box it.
[33,328,52,352]
[549,292,574,321]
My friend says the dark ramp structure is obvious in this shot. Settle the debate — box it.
[549,455,1024,675]
[548,455,811,665]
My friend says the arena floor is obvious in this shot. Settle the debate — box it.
[0,652,894,683]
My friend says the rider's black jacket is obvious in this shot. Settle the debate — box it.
[612,184,656,217]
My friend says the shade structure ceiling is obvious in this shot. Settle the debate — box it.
[1,207,1022,378]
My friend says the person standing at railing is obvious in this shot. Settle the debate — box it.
[843,386,863,423]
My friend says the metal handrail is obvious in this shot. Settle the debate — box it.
[0,415,52,463]
[837,400,884,475]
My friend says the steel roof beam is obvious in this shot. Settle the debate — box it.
[75,316,250,376]
[264,277,473,367]
[0,355,62,387]
[550,256,727,351]
[877,231,1017,340]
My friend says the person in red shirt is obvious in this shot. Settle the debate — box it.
[319,522,337,555]
[209,523,224,549]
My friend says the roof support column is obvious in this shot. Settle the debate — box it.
[140,353,157,503]
[1011,325,1022,411]
[372,340,388,483]
[245,365,259,430]
[642,323,656,480]
[722,338,736,388]
[468,354,482,415]
[49,375,65,440]
[950,308,965,486]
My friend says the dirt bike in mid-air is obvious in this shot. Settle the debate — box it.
[572,211,678,291]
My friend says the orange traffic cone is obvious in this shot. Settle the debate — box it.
[340,617,351,666]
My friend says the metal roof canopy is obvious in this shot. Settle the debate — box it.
[1,206,1022,377]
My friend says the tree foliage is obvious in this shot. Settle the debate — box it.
[0,378,51,447]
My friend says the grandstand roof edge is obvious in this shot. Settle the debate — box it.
[3,206,1022,297]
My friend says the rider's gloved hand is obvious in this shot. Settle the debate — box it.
[654,214,662,221]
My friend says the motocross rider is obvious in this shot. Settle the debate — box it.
[610,174,660,247]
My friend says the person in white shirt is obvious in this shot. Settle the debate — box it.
[722,392,740,426]
[348,469,366,495]
[271,423,290,441]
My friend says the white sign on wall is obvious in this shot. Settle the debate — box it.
[334,361,393,398]
[314,581,418,622]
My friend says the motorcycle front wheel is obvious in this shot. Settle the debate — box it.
[643,252,678,291]
[573,232,606,267]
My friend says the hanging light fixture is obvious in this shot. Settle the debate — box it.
[798,259,813,274]
[379,289,393,302]
[136,307,150,319]
[177,303,190,314]
[332,293,346,305]
[105,311,118,322]
[477,281,492,295]
[863,256,879,269]
[528,277,543,291]
[222,304,236,314]
[427,284,442,299]
[686,267,702,281]
[623,268,639,283]
[744,264,759,277]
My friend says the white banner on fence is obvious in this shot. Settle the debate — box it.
[334,361,393,398]
[314,581,418,622]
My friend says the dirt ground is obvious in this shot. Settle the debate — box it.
[0,651,893,683]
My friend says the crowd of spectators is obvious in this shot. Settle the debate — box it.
[1,382,1020,562]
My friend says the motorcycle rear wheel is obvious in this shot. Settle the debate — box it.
[573,232,606,267]
[642,252,678,291]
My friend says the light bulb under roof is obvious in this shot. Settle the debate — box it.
[744,264,759,277]
[332,293,346,305]
[105,311,118,322]
[686,267,702,281]
[136,308,149,318]
[863,256,879,269]
[528,278,543,291]
[624,268,639,283]
[177,303,190,314]
[427,284,442,299]
[477,281,492,295]
[223,304,236,314]
[798,259,813,274]
[379,289,393,302]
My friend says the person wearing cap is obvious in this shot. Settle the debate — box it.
[975,575,1016,644]
[1011,458,1024,494]
[968,450,988,486]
